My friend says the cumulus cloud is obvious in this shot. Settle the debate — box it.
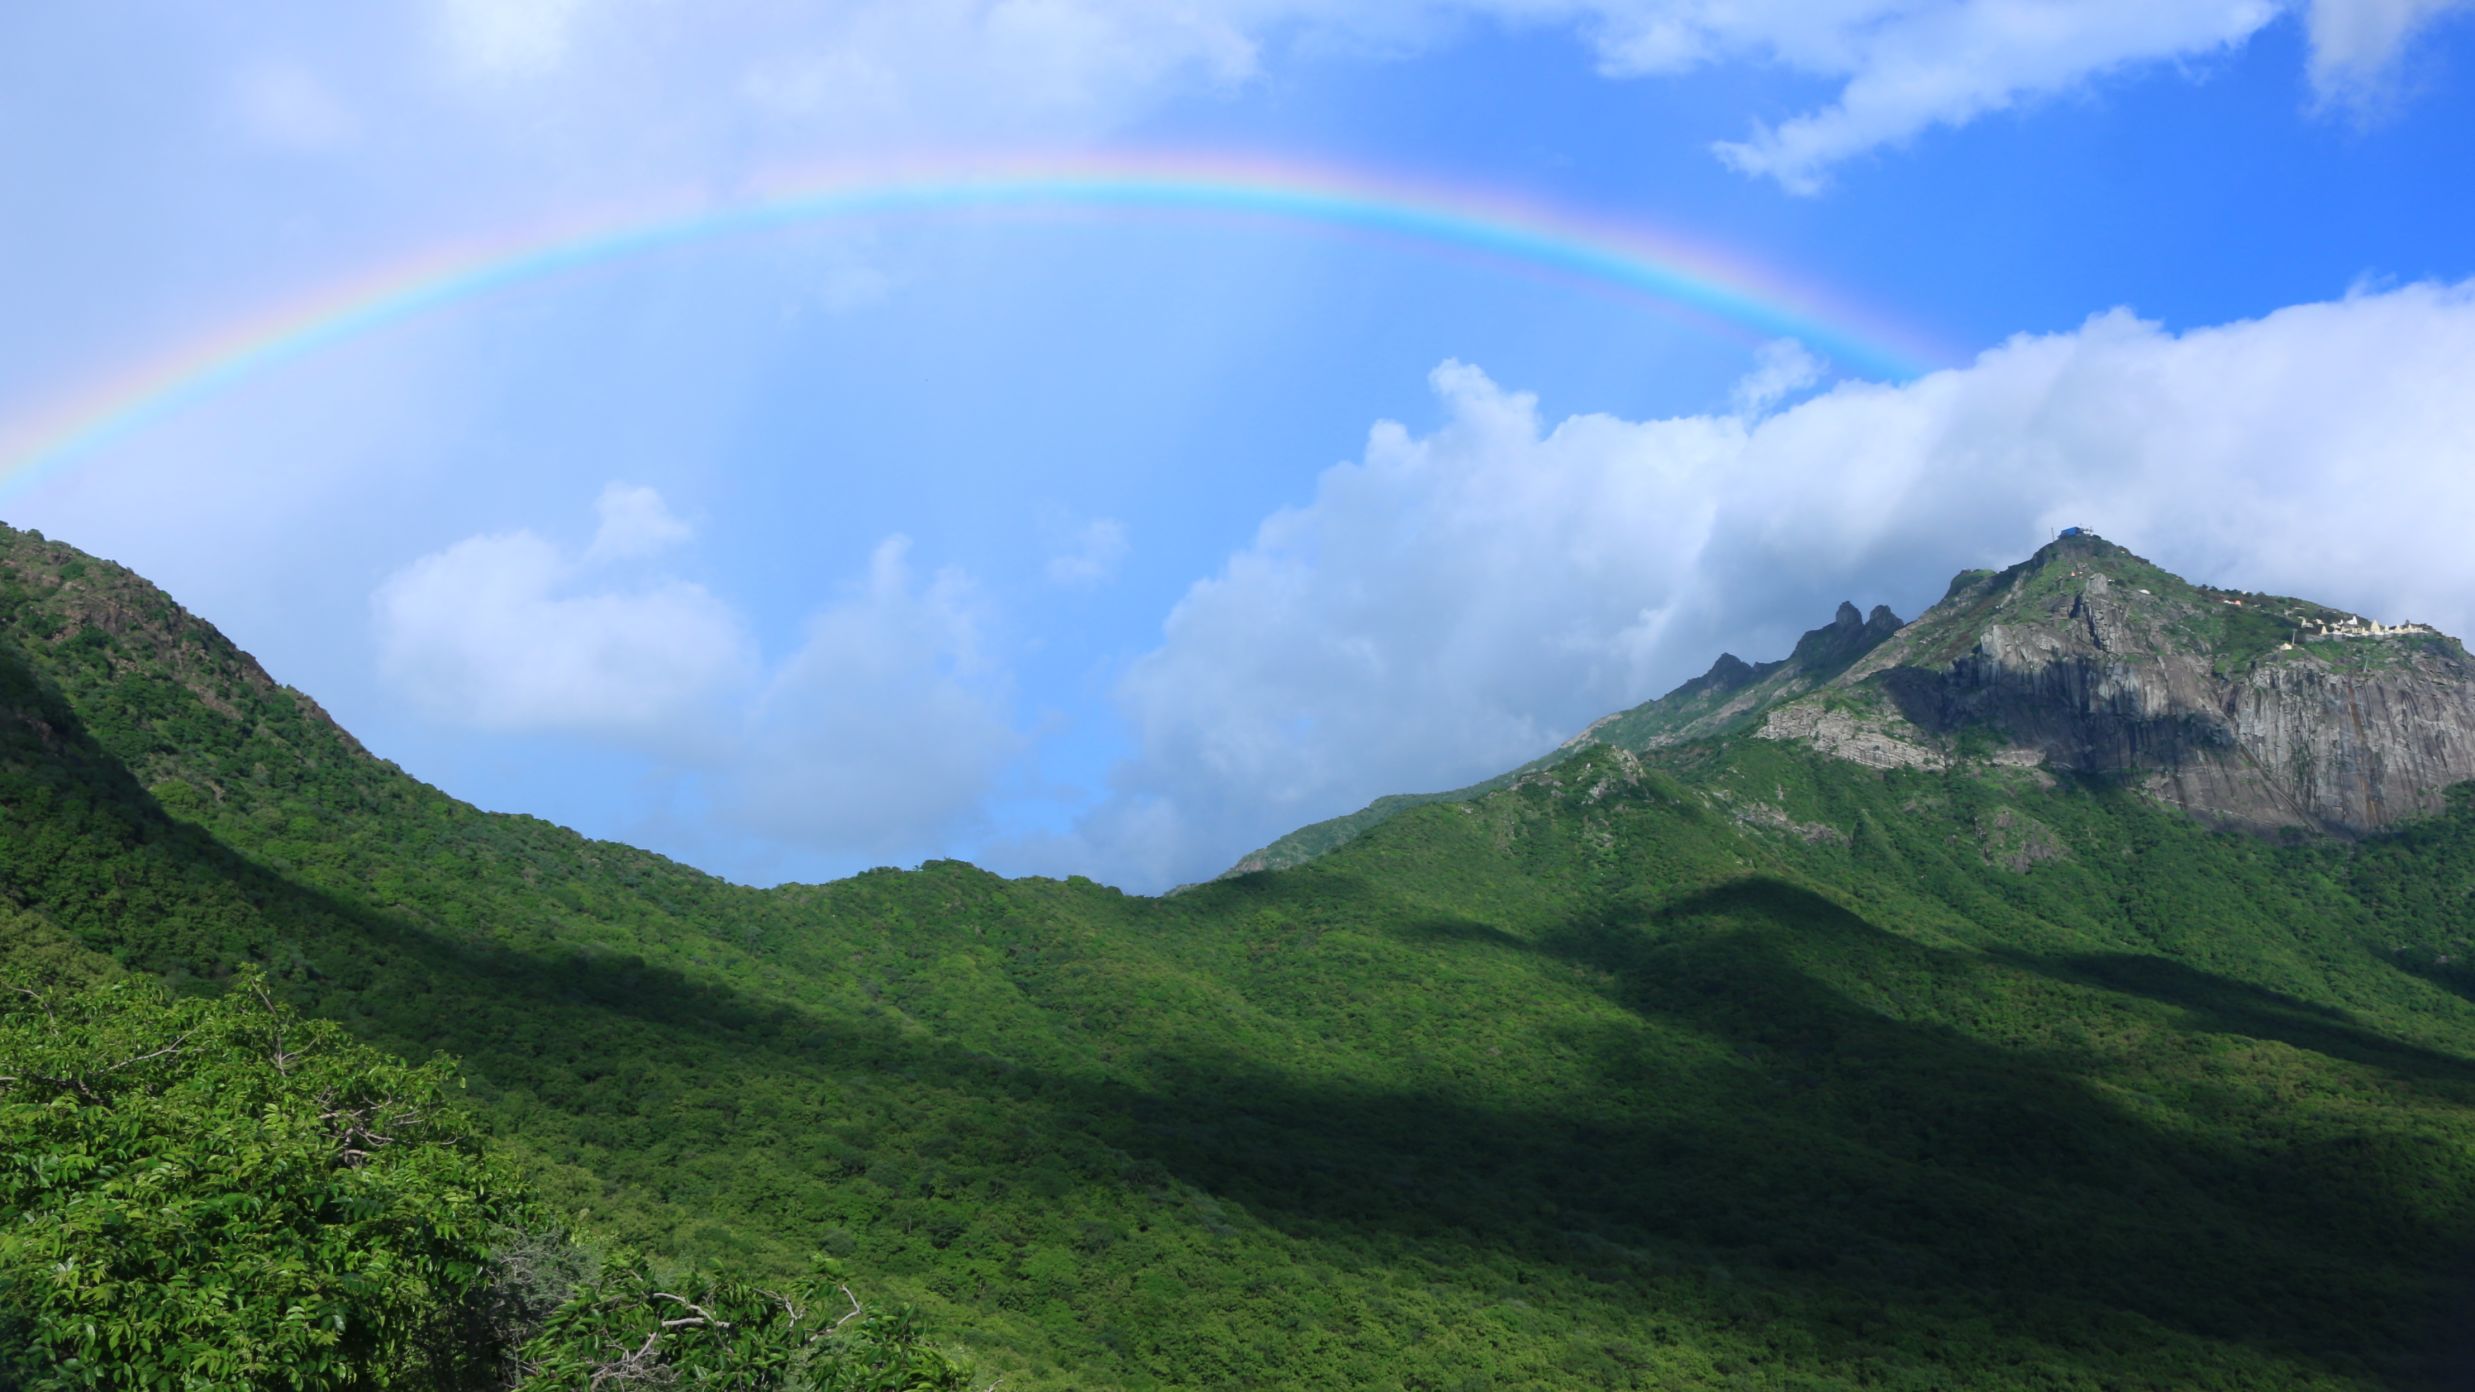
[375,489,1021,863]
[726,537,1021,856]
[1036,278,2475,890]
[1043,513,1131,588]
[372,517,755,744]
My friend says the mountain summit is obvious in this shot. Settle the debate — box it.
[1238,531,2475,874]
[1756,530,2475,836]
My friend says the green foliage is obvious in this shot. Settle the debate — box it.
[516,1258,965,1391]
[0,970,514,1389]
[0,971,971,1391]
[10,522,2475,1388]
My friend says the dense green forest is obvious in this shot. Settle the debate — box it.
[7,519,2475,1388]
[0,969,971,1389]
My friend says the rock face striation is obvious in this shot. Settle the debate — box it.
[1795,532,2475,836]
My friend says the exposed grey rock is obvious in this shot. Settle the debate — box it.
[1758,701,1945,772]
[1791,533,2475,836]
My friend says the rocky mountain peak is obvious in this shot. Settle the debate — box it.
[1688,652,1757,696]
[1789,598,1905,670]
[1764,533,2475,837]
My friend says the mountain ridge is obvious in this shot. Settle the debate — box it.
[1768,530,2475,835]
[10,518,2475,1389]
[1225,592,1911,876]
[1235,530,2475,877]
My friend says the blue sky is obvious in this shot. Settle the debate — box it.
[5,1,2475,889]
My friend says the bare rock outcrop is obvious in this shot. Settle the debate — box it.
[1758,701,1945,772]
[1791,533,2475,836]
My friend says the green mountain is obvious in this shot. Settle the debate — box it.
[8,520,2475,1389]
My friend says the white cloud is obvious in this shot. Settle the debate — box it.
[372,518,755,744]
[1731,339,1827,417]
[1586,0,2471,186]
[1069,357,1742,887]
[725,536,1021,856]
[374,490,1020,863]
[587,482,695,562]
[1043,513,1131,588]
[1696,1,2285,192]
[2306,0,2475,96]
[1039,278,2475,890]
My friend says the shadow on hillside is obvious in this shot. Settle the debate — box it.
[6,629,2468,1387]
[1991,948,2475,1095]
[0,632,1015,1124]
[2394,953,2475,1013]
[1873,662,2235,778]
[1387,916,1527,953]
[1336,878,2467,1383]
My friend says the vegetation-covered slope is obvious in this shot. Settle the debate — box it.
[7,520,2475,1389]
[0,969,971,1389]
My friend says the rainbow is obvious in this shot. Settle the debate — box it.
[0,153,1952,497]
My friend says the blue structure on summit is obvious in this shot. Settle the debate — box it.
[2057,526,2088,539]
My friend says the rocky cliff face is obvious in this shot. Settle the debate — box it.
[1787,533,2475,836]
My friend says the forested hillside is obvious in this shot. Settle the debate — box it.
[7,519,2475,1389]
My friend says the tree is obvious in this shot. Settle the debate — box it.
[0,970,972,1391]
[0,969,513,1388]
